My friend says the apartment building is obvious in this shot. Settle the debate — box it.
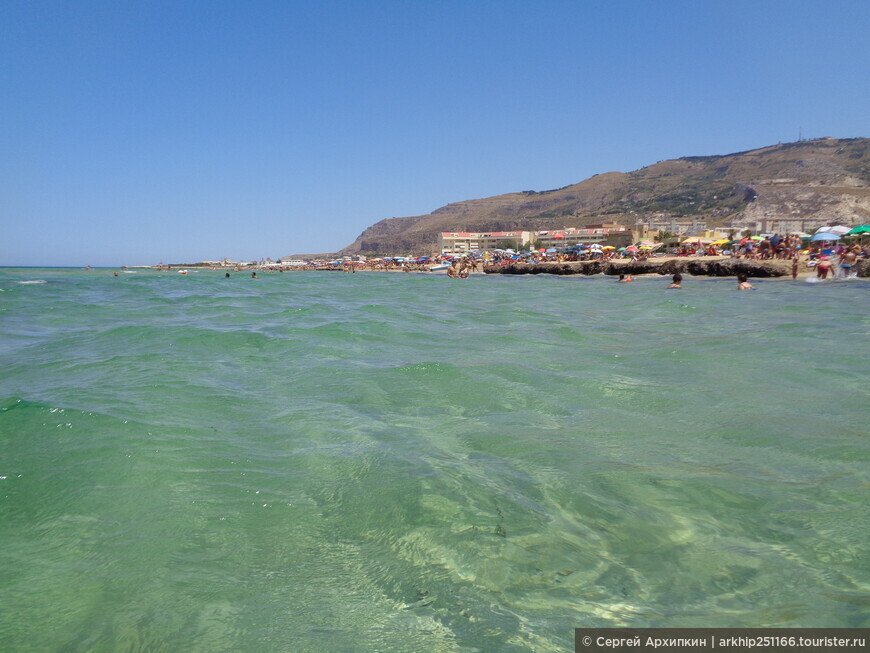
[438,231,527,255]
[439,225,631,255]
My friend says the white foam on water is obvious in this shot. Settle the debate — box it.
[807,275,863,283]
[17,280,47,285]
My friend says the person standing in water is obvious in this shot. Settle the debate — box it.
[815,256,833,279]
[839,246,858,278]
[667,273,682,288]
[737,274,754,290]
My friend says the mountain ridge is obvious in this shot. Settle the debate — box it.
[335,138,869,256]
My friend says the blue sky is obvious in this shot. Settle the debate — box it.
[2,0,868,266]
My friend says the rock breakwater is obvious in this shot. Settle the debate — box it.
[483,258,827,277]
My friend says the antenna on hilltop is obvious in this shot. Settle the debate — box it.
[798,126,802,142]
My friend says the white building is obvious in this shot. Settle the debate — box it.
[439,231,526,255]
[438,225,631,255]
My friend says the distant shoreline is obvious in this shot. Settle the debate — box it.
[4,256,867,280]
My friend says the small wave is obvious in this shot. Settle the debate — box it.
[803,276,863,284]
[17,280,47,285]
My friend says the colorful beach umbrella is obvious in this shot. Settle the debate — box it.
[846,225,870,235]
[811,232,840,241]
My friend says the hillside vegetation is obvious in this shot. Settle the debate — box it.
[339,138,869,256]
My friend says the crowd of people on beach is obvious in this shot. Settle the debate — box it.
[730,233,804,259]
[137,230,867,282]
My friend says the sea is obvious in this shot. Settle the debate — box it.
[1,267,867,652]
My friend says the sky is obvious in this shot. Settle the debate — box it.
[2,0,868,266]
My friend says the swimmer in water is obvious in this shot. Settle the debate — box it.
[667,273,682,289]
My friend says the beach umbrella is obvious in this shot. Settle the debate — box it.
[626,246,638,251]
[811,232,840,241]
[816,225,851,235]
[710,238,730,246]
[545,247,557,253]
[617,247,627,251]
[846,225,870,235]
[601,246,616,250]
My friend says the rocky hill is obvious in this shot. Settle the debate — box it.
[338,138,869,256]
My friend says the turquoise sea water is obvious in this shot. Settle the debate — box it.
[1,267,868,652]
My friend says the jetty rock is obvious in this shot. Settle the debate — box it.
[484,259,797,277]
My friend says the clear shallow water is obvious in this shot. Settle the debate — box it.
[1,267,868,652]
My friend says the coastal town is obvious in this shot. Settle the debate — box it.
[162,216,870,280]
